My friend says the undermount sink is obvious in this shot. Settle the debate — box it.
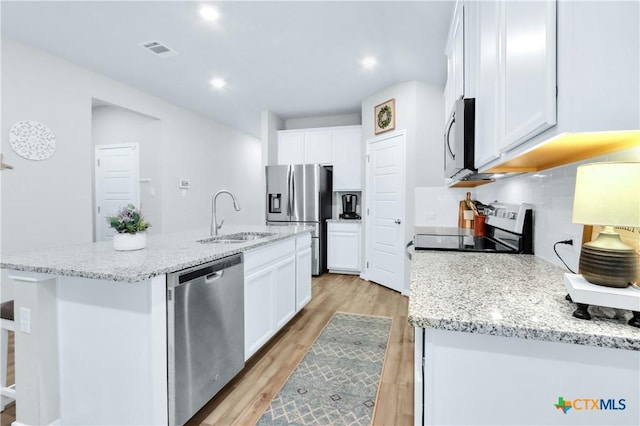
[198,232,276,244]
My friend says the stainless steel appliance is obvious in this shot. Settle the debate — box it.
[340,193,360,220]
[444,98,487,182]
[167,254,244,426]
[414,203,534,254]
[266,164,332,275]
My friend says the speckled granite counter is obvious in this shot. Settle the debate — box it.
[0,225,312,283]
[409,251,640,351]
[326,218,362,223]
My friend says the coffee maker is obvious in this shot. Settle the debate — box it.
[339,194,360,219]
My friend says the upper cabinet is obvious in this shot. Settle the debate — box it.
[331,127,362,191]
[277,130,331,165]
[464,0,557,170]
[444,0,465,120]
[277,125,362,191]
[498,0,557,152]
[459,0,639,176]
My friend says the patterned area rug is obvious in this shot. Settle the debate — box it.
[257,312,392,426]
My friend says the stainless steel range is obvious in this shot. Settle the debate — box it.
[414,203,534,254]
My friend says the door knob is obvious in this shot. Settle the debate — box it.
[394,219,401,224]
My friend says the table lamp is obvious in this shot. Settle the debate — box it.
[572,162,640,288]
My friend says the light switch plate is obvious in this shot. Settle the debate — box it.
[179,178,190,189]
[19,307,31,334]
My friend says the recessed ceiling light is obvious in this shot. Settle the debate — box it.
[210,78,226,89]
[361,56,378,69]
[200,5,220,22]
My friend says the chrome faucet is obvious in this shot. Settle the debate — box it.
[211,190,241,236]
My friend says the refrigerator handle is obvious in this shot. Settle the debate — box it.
[290,167,295,216]
[287,166,293,217]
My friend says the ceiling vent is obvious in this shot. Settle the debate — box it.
[140,40,178,58]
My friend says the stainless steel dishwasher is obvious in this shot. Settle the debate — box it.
[167,254,244,426]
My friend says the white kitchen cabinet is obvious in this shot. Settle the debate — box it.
[277,131,305,165]
[472,1,639,174]
[278,125,363,190]
[467,0,556,168]
[473,0,500,168]
[444,0,465,119]
[327,221,361,273]
[243,234,312,361]
[497,0,556,152]
[331,126,362,191]
[273,255,296,330]
[244,238,296,360]
[304,131,333,164]
[277,129,332,165]
[295,233,312,311]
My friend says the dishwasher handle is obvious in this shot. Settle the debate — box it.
[205,271,224,282]
[177,254,242,285]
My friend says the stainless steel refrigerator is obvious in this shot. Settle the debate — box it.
[266,164,332,275]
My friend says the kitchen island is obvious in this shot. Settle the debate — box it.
[409,251,640,426]
[1,225,313,426]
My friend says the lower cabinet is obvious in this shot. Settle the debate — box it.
[295,233,312,311]
[244,234,312,361]
[327,222,361,273]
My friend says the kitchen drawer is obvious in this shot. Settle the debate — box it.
[295,233,312,250]
[244,239,295,273]
[328,222,360,233]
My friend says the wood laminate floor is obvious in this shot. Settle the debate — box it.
[0,274,414,426]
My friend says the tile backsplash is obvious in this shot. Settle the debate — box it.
[415,146,640,271]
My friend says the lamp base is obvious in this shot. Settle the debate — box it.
[578,230,638,288]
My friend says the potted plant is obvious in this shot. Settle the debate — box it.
[108,204,151,251]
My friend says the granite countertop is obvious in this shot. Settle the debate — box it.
[409,251,640,351]
[327,218,362,223]
[0,225,313,283]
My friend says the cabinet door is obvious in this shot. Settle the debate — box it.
[327,225,361,272]
[474,0,501,168]
[296,247,312,311]
[498,0,556,151]
[444,1,464,118]
[273,254,296,330]
[331,127,362,191]
[304,131,332,164]
[244,266,274,360]
[277,132,304,165]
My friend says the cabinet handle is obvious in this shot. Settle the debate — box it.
[394,219,402,224]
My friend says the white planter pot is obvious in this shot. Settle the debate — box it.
[113,232,147,251]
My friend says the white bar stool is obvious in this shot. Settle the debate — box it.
[1,300,16,411]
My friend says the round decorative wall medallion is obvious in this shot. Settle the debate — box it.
[9,120,56,161]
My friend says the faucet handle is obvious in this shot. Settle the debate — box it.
[217,216,225,230]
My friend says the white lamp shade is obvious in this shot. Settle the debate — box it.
[572,162,640,227]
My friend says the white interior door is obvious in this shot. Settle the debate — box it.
[94,144,140,241]
[365,131,406,293]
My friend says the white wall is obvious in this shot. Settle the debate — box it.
[261,109,284,167]
[1,37,263,292]
[284,113,361,130]
[92,104,163,236]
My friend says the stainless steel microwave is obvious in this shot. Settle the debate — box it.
[444,98,476,180]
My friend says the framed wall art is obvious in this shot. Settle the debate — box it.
[374,98,396,134]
